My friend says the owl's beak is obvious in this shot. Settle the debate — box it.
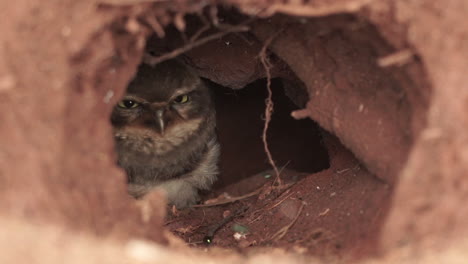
[154,109,165,135]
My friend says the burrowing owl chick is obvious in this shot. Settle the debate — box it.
[111,60,219,208]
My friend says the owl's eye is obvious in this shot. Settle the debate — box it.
[117,99,140,109]
[173,94,190,104]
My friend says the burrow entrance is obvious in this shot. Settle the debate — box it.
[106,5,430,261]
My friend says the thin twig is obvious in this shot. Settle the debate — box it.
[209,5,220,27]
[203,206,249,245]
[318,208,330,216]
[99,0,168,5]
[145,15,165,38]
[377,49,414,67]
[295,228,337,245]
[262,0,373,17]
[196,162,291,208]
[265,188,295,211]
[291,108,311,120]
[248,181,296,224]
[144,24,249,66]
[193,187,262,208]
[189,15,211,43]
[270,202,305,241]
[163,219,178,226]
[335,163,360,174]
[173,13,186,32]
[258,33,282,186]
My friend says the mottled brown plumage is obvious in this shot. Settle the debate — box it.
[111,60,219,208]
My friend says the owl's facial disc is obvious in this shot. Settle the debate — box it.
[111,60,212,144]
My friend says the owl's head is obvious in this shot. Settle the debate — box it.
[111,60,213,142]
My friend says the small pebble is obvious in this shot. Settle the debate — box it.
[222,210,231,218]
[233,232,246,240]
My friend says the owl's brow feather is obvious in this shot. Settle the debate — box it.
[120,94,147,103]
[170,78,202,98]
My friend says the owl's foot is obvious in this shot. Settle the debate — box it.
[156,179,200,209]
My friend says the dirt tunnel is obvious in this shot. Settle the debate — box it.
[141,10,413,257]
[1,0,468,263]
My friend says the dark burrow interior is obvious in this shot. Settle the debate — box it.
[108,8,429,260]
[211,78,330,189]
